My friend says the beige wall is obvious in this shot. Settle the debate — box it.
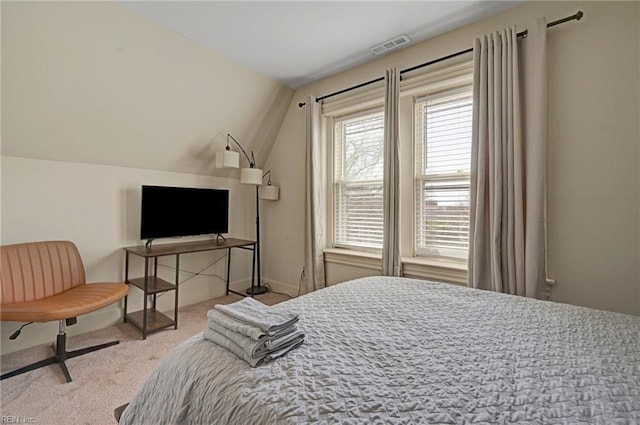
[262,1,640,315]
[1,1,293,175]
[0,1,292,353]
[1,156,259,353]
[1,0,638,358]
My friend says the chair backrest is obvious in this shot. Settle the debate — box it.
[1,241,86,305]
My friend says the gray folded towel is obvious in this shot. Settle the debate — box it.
[207,314,295,346]
[207,317,303,357]
[214,297,298,333]
[203,328,304,367]
[207,310,292,341]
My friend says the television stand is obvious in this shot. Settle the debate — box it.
[215,233,227,244]
[123,238,257,339]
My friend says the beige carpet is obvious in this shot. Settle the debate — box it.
[0,292,288,425]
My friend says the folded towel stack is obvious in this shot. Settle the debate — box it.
[203,297,304,367]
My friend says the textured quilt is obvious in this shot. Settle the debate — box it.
[119,276,640,425]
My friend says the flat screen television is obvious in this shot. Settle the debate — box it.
[140,185,229,241]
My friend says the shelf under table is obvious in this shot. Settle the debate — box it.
[126,309,176,333]
[127,276,175,294]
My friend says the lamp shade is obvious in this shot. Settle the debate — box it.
[260,184,280,201]
[216,150,239,169]
[240,167,263,185]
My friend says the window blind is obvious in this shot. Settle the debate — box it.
[415,86,472,259]
[334,112,384,250]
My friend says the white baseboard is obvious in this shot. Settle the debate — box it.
[0,277,252,355]
[261,277,300,297]
[228,276,300,298]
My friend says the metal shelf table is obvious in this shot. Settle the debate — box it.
[123,238,257,339]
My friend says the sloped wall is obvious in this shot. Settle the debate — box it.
[1,1,293,175]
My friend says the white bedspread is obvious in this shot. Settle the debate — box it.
[119,277,640,425]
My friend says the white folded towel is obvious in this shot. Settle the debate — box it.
[203,328,304,367]
[214,297,298,333]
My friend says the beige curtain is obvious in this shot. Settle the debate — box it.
[521,20,548,298]
[468,19,547,298]
[304,95,326,293]
[382,67,401,276]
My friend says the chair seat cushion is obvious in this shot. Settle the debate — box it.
[1,283,128,322]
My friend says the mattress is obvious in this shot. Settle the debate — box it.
[119,276,640,424]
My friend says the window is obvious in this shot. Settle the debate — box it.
[414,85,473,259]
[325,61,473,277]
[333,111,385,251]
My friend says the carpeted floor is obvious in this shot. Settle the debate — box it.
[0,292,288,425]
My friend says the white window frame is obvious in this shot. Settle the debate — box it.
[328,107,385,252]
[322,60,474,283]
[413,84,473,260]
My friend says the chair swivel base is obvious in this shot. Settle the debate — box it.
[0,332,119,383]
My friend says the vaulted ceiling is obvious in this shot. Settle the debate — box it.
[2,1,520,178]
[117,1,521,88]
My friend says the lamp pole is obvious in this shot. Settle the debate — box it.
[246,186,267,295]
[222,134,269,296]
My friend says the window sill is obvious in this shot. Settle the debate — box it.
[402,256,467,285]
[323,248,381,271]
[323,248,468,284]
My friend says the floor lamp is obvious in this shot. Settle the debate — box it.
[216,134,279,295]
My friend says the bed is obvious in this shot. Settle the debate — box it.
[118,276,640,424]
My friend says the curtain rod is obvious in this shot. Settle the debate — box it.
[298,10,583,108]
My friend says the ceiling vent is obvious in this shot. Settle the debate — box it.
[370,35,411,55]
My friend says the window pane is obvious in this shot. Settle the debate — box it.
[334,111,384,251]
[416,180,470,258]
[424,90,472,175]
[342,115,384,180]
[335,181,384,249]
[415,85,472,259]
